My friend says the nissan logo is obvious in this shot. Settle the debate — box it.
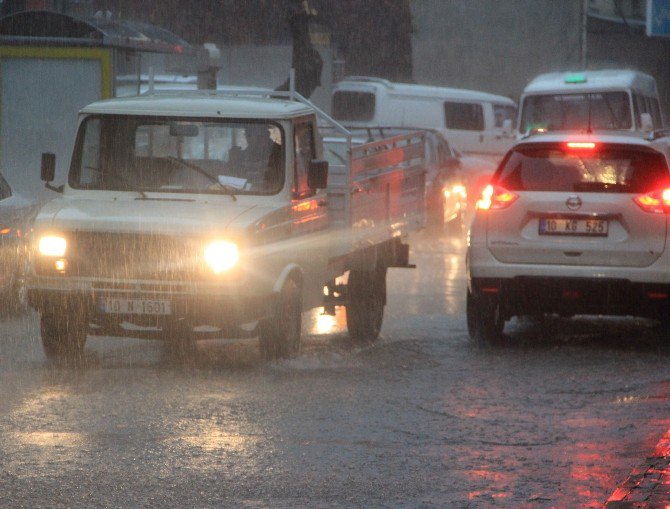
[566,195,582,210]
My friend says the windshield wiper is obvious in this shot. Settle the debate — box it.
[166,156,237,201]
[104,171,147,199]
[601,95,625,129]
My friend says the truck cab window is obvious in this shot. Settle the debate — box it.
[71,116,285,195]
[294,122,315,198]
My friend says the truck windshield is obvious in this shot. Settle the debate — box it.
[520,92,632,133]
[70,115,285,195]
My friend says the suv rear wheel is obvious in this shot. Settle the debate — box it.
[466,289,505,345]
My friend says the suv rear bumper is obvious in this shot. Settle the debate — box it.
[470,276,670,318]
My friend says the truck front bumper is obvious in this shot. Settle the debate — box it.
[28,277,277,329]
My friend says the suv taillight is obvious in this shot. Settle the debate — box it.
[476,185,519,210]
[633,188,670,214]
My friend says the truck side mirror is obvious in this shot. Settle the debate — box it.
[640,112,654,133]
[502,119,513,137]
[41,152,55,182]
[308,160,328,190]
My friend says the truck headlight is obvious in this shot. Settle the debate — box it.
[204,240,239,274]
[38,235,67,257]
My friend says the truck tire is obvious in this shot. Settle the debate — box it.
[346,268,386,342]
[466,289,505,346]
[259,278,302,360]
[40,311,87,361]
[0,263,27,315]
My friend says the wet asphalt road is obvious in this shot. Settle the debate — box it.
[1,230,670,508]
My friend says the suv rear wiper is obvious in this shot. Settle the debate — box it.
[572,182,628,192]
[167,156,237,201]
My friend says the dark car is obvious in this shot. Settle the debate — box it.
[0,172,37,312]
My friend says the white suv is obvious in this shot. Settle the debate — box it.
[466,132,670,343]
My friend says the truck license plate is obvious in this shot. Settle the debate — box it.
[100,297,172,315]
[539,218,608,236]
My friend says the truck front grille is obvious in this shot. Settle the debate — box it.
[69,232,200,281]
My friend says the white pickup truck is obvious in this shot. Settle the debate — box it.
[27,90,426,361]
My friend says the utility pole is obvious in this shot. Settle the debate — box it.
[580,0,589,69]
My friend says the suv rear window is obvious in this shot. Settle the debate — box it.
[332,91,375,121]
[496,144,669,193]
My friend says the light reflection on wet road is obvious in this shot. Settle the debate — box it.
[0,230,669,507]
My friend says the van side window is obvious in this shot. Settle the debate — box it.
[294,122,315,198]
[634,94,648,129]
[332,91,375,122]
[0,173,11,200]
[494,105,517,129]
[650,98,663,128]
[444,102,484,131]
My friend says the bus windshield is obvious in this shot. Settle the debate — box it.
[520,92,632,133]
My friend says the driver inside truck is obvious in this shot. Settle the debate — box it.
[228,124,284,192]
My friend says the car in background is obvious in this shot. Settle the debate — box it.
[467,132,670,344]
[0,172,37,313]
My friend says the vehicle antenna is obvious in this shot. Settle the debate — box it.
[586,92,593,134]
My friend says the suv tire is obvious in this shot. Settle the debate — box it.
[466,289,505,345]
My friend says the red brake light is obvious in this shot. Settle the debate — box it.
[476,185,519,211]
[566,142,597,150]
[633,188,670,214]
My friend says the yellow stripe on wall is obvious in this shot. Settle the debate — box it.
[0,46,113,98]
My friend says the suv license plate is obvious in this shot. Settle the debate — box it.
[539,218,609,236]
[100,297,172,315]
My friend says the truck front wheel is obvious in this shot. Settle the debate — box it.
[346,268,387,342]
[259,278,302,360]
[40,310,87,361]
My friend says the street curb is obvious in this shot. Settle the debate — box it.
[605,429,670,507]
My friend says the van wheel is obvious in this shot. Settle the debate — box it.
[346,268,386,342]
[466,289,505,345]
[40,310,87,361]
[259,278,302,360]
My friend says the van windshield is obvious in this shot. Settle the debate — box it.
[496,144,668,193]
[69,115,285,195]
[520,92,632,133]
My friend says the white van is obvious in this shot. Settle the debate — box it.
[331,76,517,157]
[518,69,663,136]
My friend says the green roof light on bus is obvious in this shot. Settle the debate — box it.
[564,73,587,84]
